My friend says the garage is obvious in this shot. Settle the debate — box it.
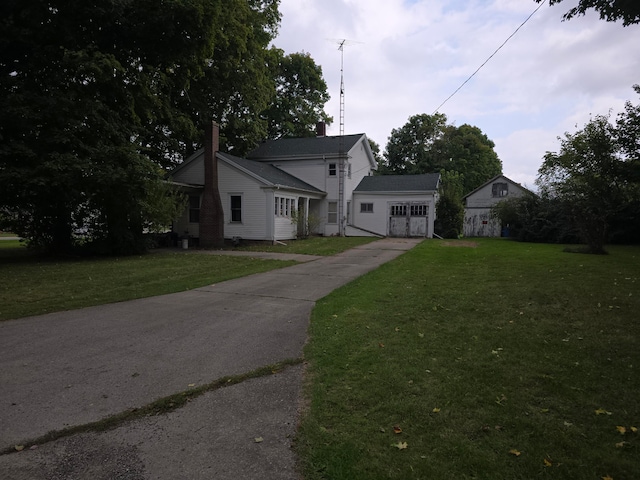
[351,174,440,238]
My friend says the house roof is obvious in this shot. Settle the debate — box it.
[247,134,366,160]
[462,174,534,200]
[354,174,441,193]
[218,152,324,194]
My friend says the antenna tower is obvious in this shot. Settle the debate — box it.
[334,39,358,236]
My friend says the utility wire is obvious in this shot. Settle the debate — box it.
[432,0,547,114]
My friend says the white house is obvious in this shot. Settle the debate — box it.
[463,174,531,237]
[352,174,440,238]
[169,123,441,243]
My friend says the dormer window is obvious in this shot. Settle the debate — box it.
[492,182,508,197]
[328,163,337,176]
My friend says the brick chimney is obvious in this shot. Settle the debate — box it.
[316,121,327,137]
[199,121,225,248]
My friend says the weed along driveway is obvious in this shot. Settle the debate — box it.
[0,238,421,480]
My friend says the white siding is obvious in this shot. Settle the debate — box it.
[352,192,437,237]
[219,163,269,240]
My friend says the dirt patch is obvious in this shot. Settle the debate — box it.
[441,240,479,248]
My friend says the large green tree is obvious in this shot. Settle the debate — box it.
[536,0,640,26]
[0,0,281,254]
[537,98,640,252]
[430,124,502,194]
[383,113,448,174]
[382,114,502,193]
[264,50,333,140]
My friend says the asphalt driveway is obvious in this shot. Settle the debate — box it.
[0,238,421,480]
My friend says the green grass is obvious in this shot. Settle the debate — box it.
[297,239,640,480]
[0,236,374,321]
[236,236,377,256]
[0,250,296,321]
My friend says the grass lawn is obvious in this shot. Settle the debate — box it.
[0,236,375,321]
[297,239,639,480]
[0,245,297,321]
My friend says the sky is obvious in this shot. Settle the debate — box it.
[271,0,639,189]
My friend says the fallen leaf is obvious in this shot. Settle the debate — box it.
[378,342,385,348]
[615,441,627,448]
[14,445,24,452]
[564,421,573,427]
[379,427,386,433]
[393,425,402,434]
[395,327,400,332]
[602,476,614,480]
[393,441,408,450]
[418,333,425,338]
[541,408,550,413]
[631,426,638,433]
[509,449,521,456]
[188,383,196,387]
[432,407,441,413]
[595,408,612,415]
[616,426,627,434]
[254,437,263,443]
[543,458,552,467]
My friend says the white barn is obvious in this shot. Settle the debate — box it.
[463,174,531,237]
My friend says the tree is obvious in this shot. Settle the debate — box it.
[382,114,502,193]
[264,50,333,140]
[0,0,277,254]
[537,114,629,253]
[383,114,448,174]
[430,124,502,194]
[434,171,465,239]
[536,0,640,26]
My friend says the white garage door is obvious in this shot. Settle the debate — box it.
[388,202,428,237]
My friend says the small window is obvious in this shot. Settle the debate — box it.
[492,182,508,197]
[328,163,337,176]
[390,205,407,217]
[347,163,352,179]
[327,201,338,224]
[411,204,427,216]
[360,203,374,213]
[230,195,242,222]
[274,196,279,216]
[189,195,200,223]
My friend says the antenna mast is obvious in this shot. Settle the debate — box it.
[337,40,348,236]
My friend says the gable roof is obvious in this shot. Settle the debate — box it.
[218,152,323,194]
[462,174,534,200]
[168,148,323,194]
[354,174,440,192]
[247,134,366,160]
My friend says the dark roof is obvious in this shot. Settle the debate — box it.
[247,134,365,159]
[354,174,440,192]
[218,152,323,193]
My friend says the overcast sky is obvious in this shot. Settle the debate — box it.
[272,0,639,188]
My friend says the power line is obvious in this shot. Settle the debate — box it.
[432,0,547,114]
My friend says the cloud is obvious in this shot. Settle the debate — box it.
[274,0,639,187]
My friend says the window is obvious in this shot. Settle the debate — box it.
[360,203,374,213]
[275,196,296,218]
[347,163,352,179]
[390,205,407,217]
[327,201,338,224]
[189,195,200,223]
[411,204,427,216]
[230,195,242,222]
[492,182,509,197]
[328,163,337,176]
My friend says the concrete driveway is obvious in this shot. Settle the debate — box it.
[0,238,421,480]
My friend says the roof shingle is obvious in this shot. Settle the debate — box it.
[354,174,440,192]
